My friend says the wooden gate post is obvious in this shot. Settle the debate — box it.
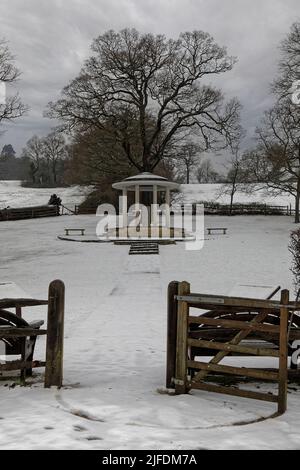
[278,289,289,414]
[175,281,190,394]
[45,280,65,388]
[166,281,179,388]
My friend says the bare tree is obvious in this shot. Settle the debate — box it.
[47,29,241,172]
[272,22,300,100]
[21,135,44,184]
[246,101,300,222]
[174,142,201,183]
[43,131,67,184]
[219,151,245,214]
[0,39,27,127]
[242,22,300,222]
[196,159,219,183]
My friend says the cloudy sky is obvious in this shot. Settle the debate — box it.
[1,0,299,156]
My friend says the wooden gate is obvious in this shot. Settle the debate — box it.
[0,280,65,388]
[166,281,300,414]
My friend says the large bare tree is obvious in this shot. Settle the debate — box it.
[174,141,202,183]
[196,158,220,183]
[244,22,300,222]
[246,101,300,222]
[47,29,241,172]
[21,131,67,185]
[21,135,44,184]
[219,150,246,214]
[272,22,300,100]
[0,39,26,128]
[43,131,67,184]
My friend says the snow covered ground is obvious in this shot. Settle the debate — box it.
[0,180,90,209]
[0,210,299,450]
[0,180,295,210]
[181,184,295,206]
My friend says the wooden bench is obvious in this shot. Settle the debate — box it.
[64,228,85,236]
[207,227,227,235]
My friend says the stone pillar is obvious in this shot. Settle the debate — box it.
[152,184,158,226]
[121,188,127,228]
[165,187,171,228]
[135,185,140,208]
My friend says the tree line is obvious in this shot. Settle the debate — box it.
[0,133,68,186]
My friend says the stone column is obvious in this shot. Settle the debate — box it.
[165,187,171,228]
[135,185,140,208]
[152,184,158,226]
[121,188,127,228]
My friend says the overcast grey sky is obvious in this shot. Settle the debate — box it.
[1,0,299,156]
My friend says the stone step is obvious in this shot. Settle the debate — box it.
[129,242,159,255]
[129,251,159,255]
[130,246,158,249]
[129,247,159,252]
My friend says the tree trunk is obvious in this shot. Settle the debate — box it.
[295,168,300,223]
[186,167,190,184]
[295,193,300,223]
[229,190,234,215]
[52,162,57,184]
[142,152,152,173]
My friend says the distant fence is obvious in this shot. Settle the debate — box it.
[0,205,59,221]
[72,202,296,217]
[74,205,96,215]
[198,202,291,216]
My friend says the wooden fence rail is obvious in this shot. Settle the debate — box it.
[0,205,59,221]
[166,281,300,414]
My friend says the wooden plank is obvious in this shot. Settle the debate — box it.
[166,281,179,389]
[45,280,65,388]
[188,315,280,333]
[288,368,300,379]
[189,328,300,342]
[0,360,46,371]
[190,381,278,403]
[187,360,279,381]
[178,293,282,308]
[177,293,300,311]
[175,281,190,394]
[0,328,47,338]
[278,290,289,414]
[188,338,280,357]
[0,299,48,309]
[20,336,26,384]
[15,306,22,318]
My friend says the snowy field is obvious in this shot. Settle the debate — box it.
[181,184,295,206]
[0,180,296,210]
[0,210,299,450]
[0,181,90,209]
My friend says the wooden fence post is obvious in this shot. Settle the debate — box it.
[278,289,289,414]
[45,280,65,388]
[166,281,179,388]
[175,281,190,394]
